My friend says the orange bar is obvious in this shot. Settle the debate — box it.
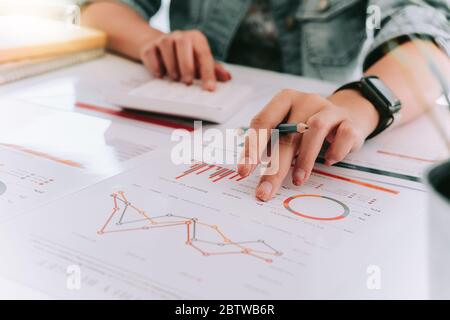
[312,169,399,195]
[212,170,234,182]
[175,164,208,179]
[377,150,435,163]
[196,165,216,175]
[209,168,228,178]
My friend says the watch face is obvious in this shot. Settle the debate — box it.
[365,77,402,113]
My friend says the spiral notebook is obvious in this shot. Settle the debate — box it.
[0,49,105,85]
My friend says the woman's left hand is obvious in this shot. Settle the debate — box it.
[237,88,380,202]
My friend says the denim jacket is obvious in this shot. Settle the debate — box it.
[107,0,450,83]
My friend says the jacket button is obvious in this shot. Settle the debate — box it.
[285,16,297,30]
[317,0,330,12]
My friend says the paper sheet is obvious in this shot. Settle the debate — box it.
[341,104,450,183]
[0,100,171,221]
[0,147,424,299]
[129,79,254,112]
[106,77,254,123]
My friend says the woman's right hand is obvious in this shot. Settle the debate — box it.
[139,30,232,91]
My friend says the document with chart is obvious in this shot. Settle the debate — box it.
[0,100,172,221]
[0,146,99,222]
[0,145,423,299]
[340,104,450,183]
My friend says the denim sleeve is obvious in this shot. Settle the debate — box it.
[367,0,450,58]
[117,0,161,21]
[78,0,161,21]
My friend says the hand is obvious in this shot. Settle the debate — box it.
[139,30,231,91]
[237,89,380,202]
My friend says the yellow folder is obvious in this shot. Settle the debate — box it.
[0,16,107,64]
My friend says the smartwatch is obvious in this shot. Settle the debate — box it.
[335,76,402,139]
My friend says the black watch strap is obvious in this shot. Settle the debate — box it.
[335,76,401,139]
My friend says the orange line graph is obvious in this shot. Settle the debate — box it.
[376,150,436,163]
[0,143,83,169]
[98,192,282,263]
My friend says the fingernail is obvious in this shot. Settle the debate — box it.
[256,181,273,202]
[325,159,336,166]
[183,77,193,86]
[238,157,252,176]
[204,80,216,91]
[293,169,306,186]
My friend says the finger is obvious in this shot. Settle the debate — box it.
[324,121,364,166]
[255,140,299,202]
[174,34,195,85]
[237,90,302,177]
[255,109,306,201]
[325,131,336,144]
[294,110,344,185]
[194,56,201,79]
[215,63,232,82]
[141,44,164,78]
[192,35,216,91]
[157,37,179,81]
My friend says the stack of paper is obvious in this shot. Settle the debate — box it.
[0,16,107,84]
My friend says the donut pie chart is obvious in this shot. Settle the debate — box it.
[0,181,6,196]
[283,194,350,221]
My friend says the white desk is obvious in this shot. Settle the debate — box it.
[0,55,337,124]
[0,54,430,299]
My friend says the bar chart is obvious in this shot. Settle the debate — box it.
[175,161,245,183]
